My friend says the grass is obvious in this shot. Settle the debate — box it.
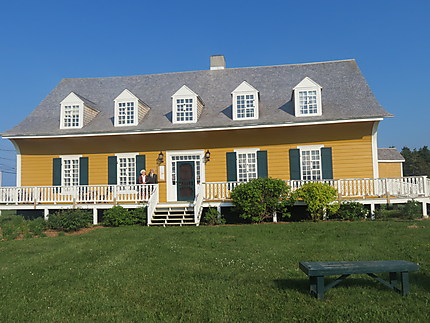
[0,221,429,322]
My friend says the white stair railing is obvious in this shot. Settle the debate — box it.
[146,184,159,225]
[193,185,205,225]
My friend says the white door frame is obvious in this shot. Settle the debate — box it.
[166,150,205,202]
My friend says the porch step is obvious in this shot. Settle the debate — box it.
[149,205,196,226]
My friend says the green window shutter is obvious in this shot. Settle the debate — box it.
[136,155,146,180]
[321,147,333,179]
[108,156,117,185]
[289,149,301,180]
[226,152,237,181]
[53,158,62,186]
[257,150,268,178]
[79,157,89,185]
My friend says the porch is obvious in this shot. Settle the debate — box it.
[0,176,429,225]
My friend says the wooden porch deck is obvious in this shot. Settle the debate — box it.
[0,176,429,223]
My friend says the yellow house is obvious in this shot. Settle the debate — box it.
[4,56,426,224]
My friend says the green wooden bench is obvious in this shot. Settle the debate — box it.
[299,260,420,299]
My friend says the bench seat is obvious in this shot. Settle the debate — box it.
[299,260,420,299]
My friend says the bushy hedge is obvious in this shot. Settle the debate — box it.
[293,182,339,221]
[47,209,92,232]
[201,207,226,225]
[230,178,291,223]
[0,215,47,240]
[103,206,147,227]
[335,201,369,221]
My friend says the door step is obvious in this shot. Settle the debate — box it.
[149,204,196,226]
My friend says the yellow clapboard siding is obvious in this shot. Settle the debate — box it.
[17,121,376,194]
[379,162,403,178]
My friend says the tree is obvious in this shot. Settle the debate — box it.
[230,178,291,223]
[293,182,339,221]
[401,146,430,176]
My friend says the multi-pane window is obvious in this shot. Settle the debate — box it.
[237,152,257,182]
[236,94,255,119]
[299,90,318,115]
[176,98,193,122]
[63,105,81,128]
[301,149,322,181]
[118,156,136,185]
[171,155,201,185]
[63,158,79,186]
[117,102,135,125]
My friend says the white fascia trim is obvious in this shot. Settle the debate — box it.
[3,118,384,139]
[372,121,379,179]
[10,140,21,186]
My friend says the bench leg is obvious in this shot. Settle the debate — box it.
[389,272,398,289]
[310,276,325,299]
[400,272,410,296]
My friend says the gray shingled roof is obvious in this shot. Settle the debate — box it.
[2,59,392,137]
[378,148,405,162]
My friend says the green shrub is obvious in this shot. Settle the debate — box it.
[131,207,147,225]
[335,201,369,221]
[293,182,339,221]
[103,206,146,226]
[400,200,422,219]
[47,209,92,232]
[374,204,402,220]
[230,178,291,223]
[202,207,226,225]
[0,215,27,241]
[28,217,47,236]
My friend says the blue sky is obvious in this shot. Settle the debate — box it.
[0,0,429,185]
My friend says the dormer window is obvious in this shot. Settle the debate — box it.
[60,92,98,129]
[172,85,203,124]
[293,77,322,117]
[232,81,259,120]
[114,89,150,127]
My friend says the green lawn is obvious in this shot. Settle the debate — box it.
[0,221,429,322]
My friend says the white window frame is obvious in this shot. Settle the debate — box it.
[59,155,82,187]
[234,148,260,182]
[172,85,199,124]
[60,93,84,129]
[293,77,322,117]
[232,81,259,120]
[116,153,138,186]
[297,145,323,181]
[114,90,140,127]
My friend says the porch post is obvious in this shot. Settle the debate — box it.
[44,208,49,220]
[422,201,428,218]
[93,208,98,224]
[370,203,375,220]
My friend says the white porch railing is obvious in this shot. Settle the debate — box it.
[204,176,430,201]
[0,184,158,205]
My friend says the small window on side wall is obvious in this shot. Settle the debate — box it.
[293,77,322,117]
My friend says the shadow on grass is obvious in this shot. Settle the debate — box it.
[274,274,426,295]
